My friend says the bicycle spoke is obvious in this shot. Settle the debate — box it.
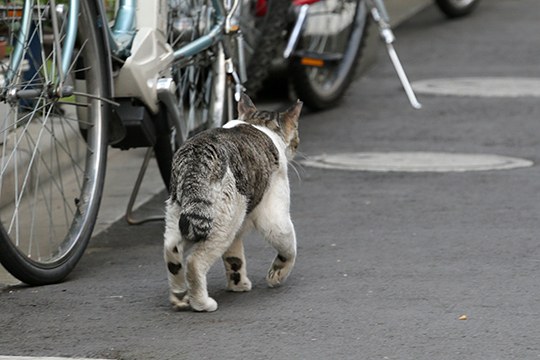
[7,102,54,235]
[0,0,108,283]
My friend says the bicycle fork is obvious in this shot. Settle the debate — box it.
[224,0,249,122]
[2,0,78,101]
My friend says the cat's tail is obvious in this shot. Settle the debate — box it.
[178,199,214,243]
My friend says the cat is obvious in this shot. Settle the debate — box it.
[163,94,303,312]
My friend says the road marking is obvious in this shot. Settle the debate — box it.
[302,152,533,172]
[412,77,540,98]
[0,357,111,360]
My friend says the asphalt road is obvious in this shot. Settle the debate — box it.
[2,1,540,359]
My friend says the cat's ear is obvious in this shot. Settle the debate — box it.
[238,93,257,120]
[281,99,302,141]
[282,99,303,130]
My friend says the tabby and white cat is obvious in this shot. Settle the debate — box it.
[163,94,303,312]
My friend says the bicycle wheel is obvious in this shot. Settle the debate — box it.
[434,0,480,18]
[289,0,369,110]
[154,0,228,189]
[0,1,110,285]
[241,0,290,97]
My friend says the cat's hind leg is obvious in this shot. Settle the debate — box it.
[185,239,229,312]
[185,190,247,312]
[164,199,190,310]
[223,223,253,292]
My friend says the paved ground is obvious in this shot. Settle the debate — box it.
[2,1,540,359]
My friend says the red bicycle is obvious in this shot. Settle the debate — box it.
[281,0,480,110]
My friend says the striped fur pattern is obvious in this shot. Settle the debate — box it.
[164,94,302,312]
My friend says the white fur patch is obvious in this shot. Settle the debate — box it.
[222,119,288,169]
[254,125,288,171]
[222,119,246,129]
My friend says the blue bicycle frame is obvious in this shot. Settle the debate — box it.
[5,0,228,97]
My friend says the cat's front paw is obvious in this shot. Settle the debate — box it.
[190,296,218,312]
[227,277,252,292]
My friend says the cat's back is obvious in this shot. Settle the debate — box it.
[174,123,278,170]
[171,123,280,206]
[170,123,281,213]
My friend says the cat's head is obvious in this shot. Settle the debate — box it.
[238,93,303,160]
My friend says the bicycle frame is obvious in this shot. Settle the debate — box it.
[5,0,234,116]
[108,0,227,60]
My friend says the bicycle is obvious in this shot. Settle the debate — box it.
[281,0,421,110]
[0,0,288,285]
[282,0,480,110]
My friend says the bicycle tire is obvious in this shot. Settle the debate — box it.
[153,0,228,189]
[242,0,290,98]
[289,0,369,111]
[434,0,480,18]
[0,1,110,285]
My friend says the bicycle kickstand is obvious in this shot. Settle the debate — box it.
[125,147,165,225]
[368,0,422,109]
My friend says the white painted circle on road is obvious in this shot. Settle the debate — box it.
[0,357,112,360]
[412,77,540,98]
[302,152,533,172]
